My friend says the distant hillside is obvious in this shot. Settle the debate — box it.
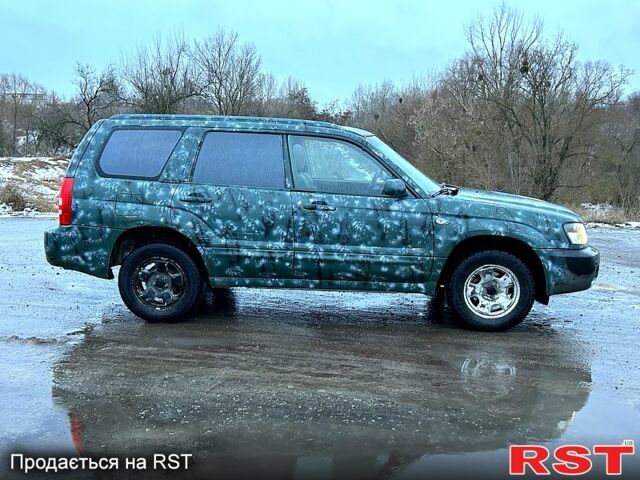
[0,157,69,214]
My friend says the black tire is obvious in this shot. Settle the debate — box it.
[118,243,203,322]
[446,250,535,331]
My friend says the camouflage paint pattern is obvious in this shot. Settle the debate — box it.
[45,114,599,298]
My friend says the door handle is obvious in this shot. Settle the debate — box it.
[302,200,336,212]
[179,192,212,204]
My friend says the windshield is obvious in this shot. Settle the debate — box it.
[367,136,440,194]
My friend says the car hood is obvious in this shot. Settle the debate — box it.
[450,189,581,221]
[430,188,583,249]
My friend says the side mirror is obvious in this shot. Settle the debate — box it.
[382,178,408,198]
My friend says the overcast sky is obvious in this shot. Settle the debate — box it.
[1,0,638,104]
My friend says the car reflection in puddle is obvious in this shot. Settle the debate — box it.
[52,289,591,479]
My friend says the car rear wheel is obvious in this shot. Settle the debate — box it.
[446,250,535,331]
[118,243,203,322]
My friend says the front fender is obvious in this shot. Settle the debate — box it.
[433,214,562,258]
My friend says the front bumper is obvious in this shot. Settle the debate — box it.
[539,245,600,296]
[44,225,119,279]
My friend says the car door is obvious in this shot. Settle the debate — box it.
[172,131,294,284]
[288,135,433,287]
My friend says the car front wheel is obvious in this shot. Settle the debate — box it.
[118,243,203,322]
[446,250,535,331]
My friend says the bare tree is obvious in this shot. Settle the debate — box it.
[412,3,630,200]
[349,79,430,161]
[0,73,46,155]
[349,81,397,130]
[316,100,351,125]
[251,72,279,116]
[120,33,199,113]
[278,78,317,119]
[595,94,640,212]
[192,29,263,115]
[31,64,124,152]
[35,93,78,153]
[468,4,628,199]
[253,77,319,119]
[72,63,121,130]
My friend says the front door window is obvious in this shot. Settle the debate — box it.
[289,136,392,197]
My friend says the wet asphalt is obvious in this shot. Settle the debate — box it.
[0,218,639,479]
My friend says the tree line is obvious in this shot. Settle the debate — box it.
[0,4,638,213]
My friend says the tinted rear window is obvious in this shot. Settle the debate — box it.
[98,129,182,178]
[192,132,285,188]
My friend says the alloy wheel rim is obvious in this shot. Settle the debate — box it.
[133,256,186,309]
[463,264,520,319]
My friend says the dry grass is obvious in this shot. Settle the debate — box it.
[569,203,638,224]
[0,183,58,212]
[28,195,57,212]
[0,183,27,210]
[6,158,68,194]
[0,157,68,213]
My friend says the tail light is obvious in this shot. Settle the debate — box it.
[59,177,74,226]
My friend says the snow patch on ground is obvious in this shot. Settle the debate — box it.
[580,203,639,228]
[0,157,69,213]
[587,222,640,230]
[581,202,615,215]
[0,203,57,218]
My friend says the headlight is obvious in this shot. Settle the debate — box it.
[564,223,588,245]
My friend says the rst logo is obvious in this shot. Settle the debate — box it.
[509,440,635,475]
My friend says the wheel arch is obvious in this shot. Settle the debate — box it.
[437,235,548,304]
[109,226,210,281]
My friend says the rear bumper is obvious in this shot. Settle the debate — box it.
[539,246,600,296]
[44,225,119,279]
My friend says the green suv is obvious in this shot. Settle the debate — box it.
[44,114,599,331]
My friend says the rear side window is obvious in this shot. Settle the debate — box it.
[192,132,285,189]
[98,129,182,178]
